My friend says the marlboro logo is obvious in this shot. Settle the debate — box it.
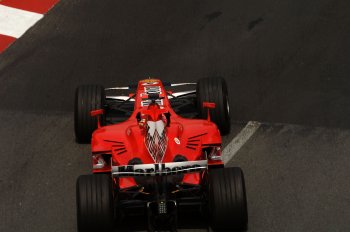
[112,160,207,177]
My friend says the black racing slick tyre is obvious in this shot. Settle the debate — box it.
[196,77,230,135]
[209,167,248,231]
[76,174,114,232]
[74,85,106,143]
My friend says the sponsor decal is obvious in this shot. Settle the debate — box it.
[141,78,159,83]
[174,137,180,145]
[112,160,207,176]
[141,85,163,106]
[141,79,159,85]
[145,120,167,163]
[141,99,163,107]
[142,82,158,86]
[144,86,162,94]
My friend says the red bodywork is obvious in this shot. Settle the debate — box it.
[91,79,223,189]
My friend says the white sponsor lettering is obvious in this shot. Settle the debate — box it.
[112,160,207,176]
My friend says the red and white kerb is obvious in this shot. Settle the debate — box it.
[0,0,59,53]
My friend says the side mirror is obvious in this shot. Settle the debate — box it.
[91,109,104,117]
[202,102,216,122]
[203,102,216,109]
[90,109,104,128]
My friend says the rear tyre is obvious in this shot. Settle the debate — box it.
[209,167,248,231]
[74,85,106,143]
[196,77,230,135]
[76,174,114,232]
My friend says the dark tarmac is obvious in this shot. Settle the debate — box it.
[1,0,350,231]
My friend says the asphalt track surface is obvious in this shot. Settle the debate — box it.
[1,0,350,231]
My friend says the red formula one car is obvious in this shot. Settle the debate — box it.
[74,78,247,232]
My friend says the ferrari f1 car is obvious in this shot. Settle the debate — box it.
[75,77,248,231]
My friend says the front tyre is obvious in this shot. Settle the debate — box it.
[196,77,231,135]
[76,174,114,232]
[74,85,106,143]
[209,167,248,231]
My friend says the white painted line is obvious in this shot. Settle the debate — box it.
[0,5,43,38]
[223,121,261,164]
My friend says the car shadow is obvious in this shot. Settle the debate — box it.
[115,213,209,231]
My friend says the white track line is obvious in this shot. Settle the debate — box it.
[0,5,43,38]
[223,121,261,164]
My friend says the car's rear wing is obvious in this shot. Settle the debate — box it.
[112,160,207,177]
